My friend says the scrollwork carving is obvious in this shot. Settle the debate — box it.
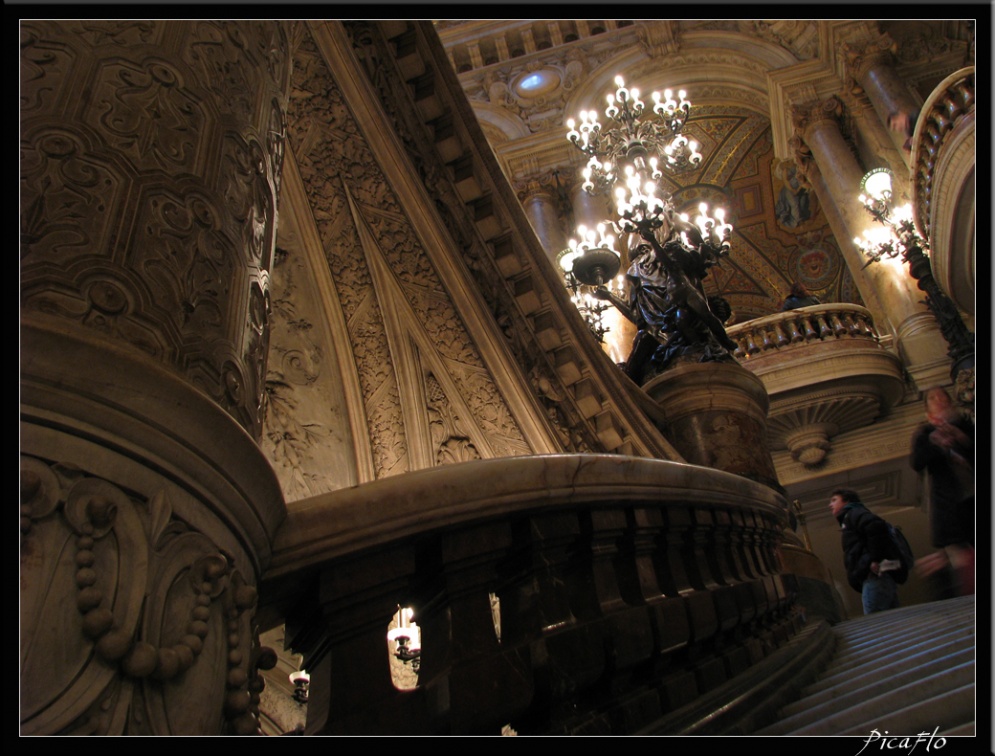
[21,21,289,441]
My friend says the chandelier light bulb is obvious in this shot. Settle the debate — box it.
[892,203,914,224]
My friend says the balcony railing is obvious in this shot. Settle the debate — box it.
[726,305,904,466]
[727,303,878,361]
[911,67,975,243]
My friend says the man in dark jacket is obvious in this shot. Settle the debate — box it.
[829,488,900,614]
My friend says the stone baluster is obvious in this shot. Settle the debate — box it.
[785,316,804,343]
[815,312,832,339]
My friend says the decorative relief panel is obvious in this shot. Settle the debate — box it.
[345,22,602,456]
[426,372,481,465]
[20,455,276,735]
[20,21,291,441]
[285,24,529,477]
[261,231,359,501]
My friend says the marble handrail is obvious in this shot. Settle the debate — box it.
[267,454,802,735]
[725,303,880,359]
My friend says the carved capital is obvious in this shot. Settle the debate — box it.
[636,20,680,58]
[841,34,897,85]
[513,171,566,202]
[791,95,845,135]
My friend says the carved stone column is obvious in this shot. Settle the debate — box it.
[846,92,912,199]
[516,174,568,263]
[791,97,950,388]
[20,20,290,734]
[843,39,922,165]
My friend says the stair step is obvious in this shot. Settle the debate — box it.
[787,665,975,735]
[836,682,976,737]
[760,650,975,734]
[779,634,975,720]
[751,597,976,737]
[833,602,975,643]
[940,722,975,736]
[809,624,974,692]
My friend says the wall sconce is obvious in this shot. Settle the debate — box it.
[386,606,421,672]
[854,167,974,377]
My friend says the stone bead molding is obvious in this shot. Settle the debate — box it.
[20,455,278,735]
[20,20,292,440]
[727,304,905,467]
[270,454,798,734]
[20,320,287,567]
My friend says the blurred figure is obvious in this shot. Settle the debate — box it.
[911,387,975,596]
[781,282,821,311]
[888,110,919,153]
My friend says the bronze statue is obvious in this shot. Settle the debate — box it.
[593,214,737,384]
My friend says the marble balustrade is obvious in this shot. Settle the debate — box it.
[266,454,801,735]
[726,303,879,360]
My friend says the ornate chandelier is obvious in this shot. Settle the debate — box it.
[854,167,974,376]
[561,75,737,375]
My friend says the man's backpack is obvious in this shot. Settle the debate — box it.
[886,523,914,584]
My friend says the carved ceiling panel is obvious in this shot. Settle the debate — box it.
[283,25,530,481]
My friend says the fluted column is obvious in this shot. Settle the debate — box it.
[843,40,922,166]
[791,97,950,387]
[20,20,290,735]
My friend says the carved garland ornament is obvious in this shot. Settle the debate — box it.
[20,456,275,735]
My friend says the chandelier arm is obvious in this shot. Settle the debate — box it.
[591,286,636,324]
